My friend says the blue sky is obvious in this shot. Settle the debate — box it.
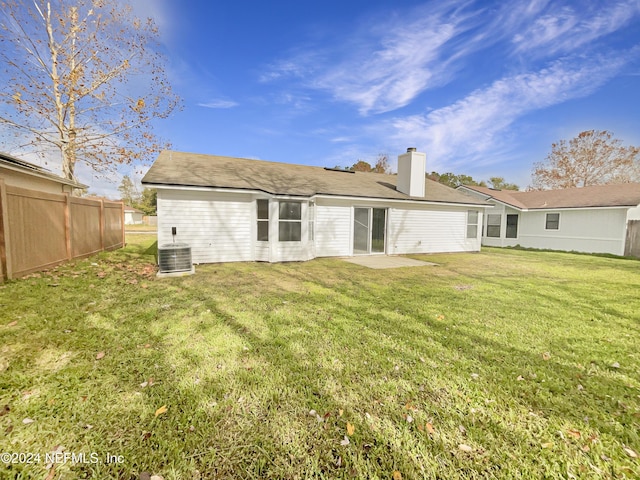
[64,0,640,194]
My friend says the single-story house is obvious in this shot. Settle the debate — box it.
[0,151,86,193]
[457,183,640,257]
[141,148,491,263]
[124,205,145,225]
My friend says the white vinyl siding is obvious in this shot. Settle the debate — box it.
[518,208,628,255]
[315,201,352,257]
[157,189,253,263]
[157,190,486,263]
[388,206,479,254]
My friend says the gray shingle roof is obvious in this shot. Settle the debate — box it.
[462,183,640,209]
[142,150,489,206]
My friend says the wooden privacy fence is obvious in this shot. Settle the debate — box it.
[625,220,640,258]
[0,180,124,280]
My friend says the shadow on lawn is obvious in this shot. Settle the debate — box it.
[3,251,637,479]
[169,267,638,478]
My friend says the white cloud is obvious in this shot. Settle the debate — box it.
[260,0,639,118]
[262,2,493,115]
[512,0,640,55]
[198,99,239,109]
[388,53,630,171]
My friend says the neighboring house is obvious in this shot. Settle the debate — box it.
[124,205,144,225]
[457,184,640,257]
[0,151,86,193]
[141,148,491,264]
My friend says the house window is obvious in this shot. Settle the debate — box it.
[279,201,301,241]
[466,210,478,238]
[506,214,518,238]
[257,199,269,241]
[546,213,560,230]
[486,214,501,238]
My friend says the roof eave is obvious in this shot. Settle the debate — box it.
[143,181,492,206]
[0,161,87,189]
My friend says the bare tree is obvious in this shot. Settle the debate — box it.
[372,153,391,174]
[531,130,639,190]
[0,0,181,182]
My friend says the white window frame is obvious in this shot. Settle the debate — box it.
[278,201,302,242]
[466,210,479,239]
[256,199,269,242]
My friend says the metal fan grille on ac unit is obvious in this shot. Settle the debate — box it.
[158,243,192,273]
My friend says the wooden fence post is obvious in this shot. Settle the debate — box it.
[99,199,105,251]
[0,179,12,281]
[121,202,125,246]
[64,193,72,260]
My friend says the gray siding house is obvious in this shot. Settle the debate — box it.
[458,183,640,257]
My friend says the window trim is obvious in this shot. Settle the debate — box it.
[256,199,269,242]
[545,212,560,230]
[308,202,315,242]
[466,210,479,239]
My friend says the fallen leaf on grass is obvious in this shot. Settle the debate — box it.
[22,418,34,425]
[340,435,350,446]
[567,429,581,439]
[611,362,620,369]
[624,446,638,458]
[392,471,402,480]
[95,351,105,360]
[458,444,473,452]
[154,405,167,417]
[346,422,355,436]
[338,409,343,417]
[6,321,17,327]
[516,375,525,381]
[542,352,551,361]
[140,378,155,389]
[541,442,553,449]
[425,422,435,435]
[44,465,56,480]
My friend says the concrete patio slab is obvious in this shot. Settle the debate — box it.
[342,255,438,269]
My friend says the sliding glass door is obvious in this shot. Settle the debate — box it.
[353,207,386,254]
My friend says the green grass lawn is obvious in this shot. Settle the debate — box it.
[1,236,639,479]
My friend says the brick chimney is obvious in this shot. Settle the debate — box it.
[396,148,426,197]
